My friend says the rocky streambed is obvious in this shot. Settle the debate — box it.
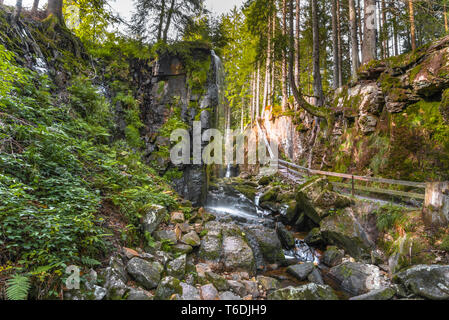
[65,173,449,300]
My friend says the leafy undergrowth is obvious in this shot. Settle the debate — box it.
[0,42,181,299]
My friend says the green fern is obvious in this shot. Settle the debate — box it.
[6,274,31,300]
[81,256,101,267]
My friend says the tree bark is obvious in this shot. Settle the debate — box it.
[256,61,261,119]
[445,2,449,33]
[157,0,166,42]
[31,0,39,14]
[408,0,416,51]
[357,0,363,54]
[163,0,176,43]
[332,0,340,89]
[13,0,22,21]
[311,0,324,106]
[381,0,388,58]
[336,0,343,87]
[262,15,272,116]
[362,0,377,65]
[47,0,63,21]
[349,0,360,80]
[282,0,288,110]
[295,0,301,90]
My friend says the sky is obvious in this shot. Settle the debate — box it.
[3,0,245,21]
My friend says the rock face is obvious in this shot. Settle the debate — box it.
[268,284,338,300]
[245,225,286,267]
[393,265,449,300]
[126,257,164,290]
[329,262,388,296]
[141,205,167,235]
[422,182,449,228]
[222,235,256,275]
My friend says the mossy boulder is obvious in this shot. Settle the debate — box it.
[323,246,344,267]
[320,207,373,260]
[349,287,396,300]
[245,225,286,267]
[268,283,339,300]
[258,175,273,186]
[154,276,183,300]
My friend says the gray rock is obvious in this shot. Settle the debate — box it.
[127,288,152,300]
[393,265,449,300]
[198,235,222,261]
[268,283,339,300]
[307,268,324,285]
[179,282,201,300]
[256,276,280,292]
[92,285,107,300]
[241,280,260,298]
[329,262,388,296]
[142,205,167,234]
[227,280,247,297]
[166,254,186,279]
[245,225,286,267]
[323,246,344,267]
[222,236,255,275]
[205,272,229,291]
[219,291,242,300]
[349,287,396,300]
[172,243,193,254]
[126,257,164,290]
[287,263,315,281]
[275,222,295,249]
[182,231,201,247]
[200,283,219,300]
[154,230,177,243]
[154,276,182,300]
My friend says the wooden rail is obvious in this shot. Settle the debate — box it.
[256,120,426,202]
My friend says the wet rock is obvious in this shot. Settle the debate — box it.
[91,285,107,300]
[219,291,242,300]
[256,276,280,292]
[393,265,449,300]
[245,225,286,266]
[329,262,388,296]
[268,283,338,300]
[358,114,378,134]
[126,257,164,290]
[154,230,177,243]
[304,228,324,247]
[103,257,130,299]
[200,283,219,300]
[349,287,396,300]
[155,276,183,300]
[241,280,260,299]
[166,254,186,279]
[179,282,201,300]
[142,205,167,234]
[258,176,273,186]
[182,231,201,247]
[275,222,295,249]
[222,236,256,275]
[287,263,314,281]
[323,246,345,267]
[307,268,324,285]
[205,272,229,291]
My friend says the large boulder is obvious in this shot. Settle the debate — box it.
[166,254,186,279]
[287,263,315,281]
[320,207,373,260]
[245,225,286,267]
[349,287,396,300]
[198,235,222,261]
[323,246,345,267]
[393,265,449,300]
[141,204,167,234]
[222,235,256,275]
[275,222,295,249]
[126,257,164,290]
[329,262,388,296]
[268,283,338,300]
[179,282,201,300]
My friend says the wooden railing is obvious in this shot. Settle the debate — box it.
[256,119,426,201]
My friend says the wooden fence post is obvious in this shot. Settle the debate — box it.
[422,181,449,228]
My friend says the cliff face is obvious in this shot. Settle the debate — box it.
[264,36,449,182]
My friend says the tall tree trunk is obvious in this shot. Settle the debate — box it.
[362,0,377,65]
[336,0,343,87]
[262,15,272,116]
[445,2,449,33]
[270,12,275,107]
[13,0,22,21]
[241,96,244,132]
[349,0,360,80]
[295,0,301,90]
[391,0,399,55]
[357,0,363,54]
[311,0,324,106]
[332,0,340,89]
[381,0,388,58]
[163,0,176,43]
[282,0,288,110]
[47,0,63,21]
[408,0,416,51]
[157,0,166,42]
[256,61,261,119]
[31,0,39,14]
